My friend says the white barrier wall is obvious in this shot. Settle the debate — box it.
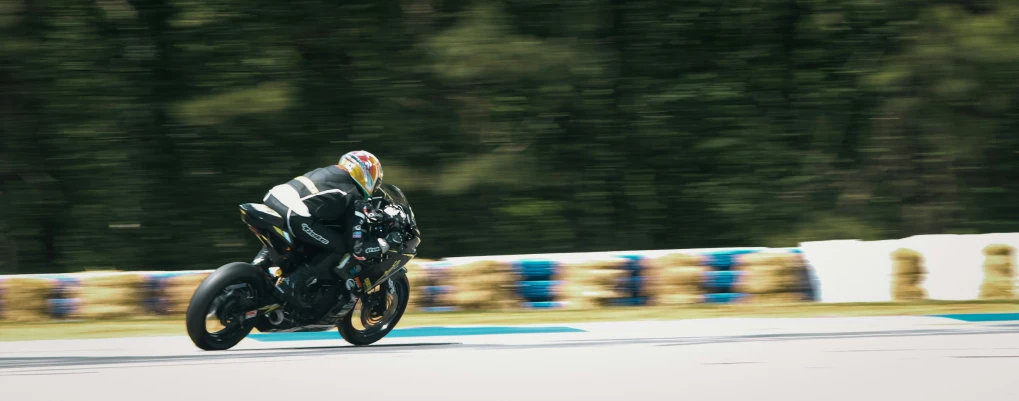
[800,239,894,303]
[802,233,1019,303]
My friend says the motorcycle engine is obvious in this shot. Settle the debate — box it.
[288,282,340,323]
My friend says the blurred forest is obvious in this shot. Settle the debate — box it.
[2,0,1019,273]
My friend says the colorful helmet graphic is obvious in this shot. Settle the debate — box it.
[338,150,383,198]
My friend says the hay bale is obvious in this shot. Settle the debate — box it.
[643,253,705,270]
[449,270,517,293]
[642,253,709,305]
[645,265,707,302]
[164,273,210,315]
[745,292,806,305]
[984,244,1014,257]
[444,260,518,297]
[979,245,1016,300]
[984,256,1014,276]
[892,285,927,301]
[406,294,422,312]
[567,258,630,271]
[659,266,706,286]
[75,273,147,320]
[559,283,622,299]
[405,270,430,292]
[492,298,524,311]
[650,293,702,306]
[737,252,803,268]
[0,277,57,322]
[735,264,797,294]
[447,290,493,310]
[404,260,434,312]
[438,261,520,309]
[979,276,1015,300]
[404,259,442,312]
[892,274,927,301]
[889,248,927,301]
[658,267,704,295]
[404,260,434,289]
[558,282,624,308]
[556,260,630,306]
[444,288,523,311]
[447,260,513,279]
[555,258,630,283]
[729,251,810,305]
[891,248,925,275]
[562,298,598,310]
[733,253,805,293]
[894,272,924,286]
[560,267,630,287]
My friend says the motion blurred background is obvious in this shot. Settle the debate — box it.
[2,0,1019,275]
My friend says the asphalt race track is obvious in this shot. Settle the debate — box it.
[3,315,1019,400]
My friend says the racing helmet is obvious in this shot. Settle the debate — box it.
[338,150,383,198]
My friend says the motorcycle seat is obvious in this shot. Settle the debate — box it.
[239,203,287,231]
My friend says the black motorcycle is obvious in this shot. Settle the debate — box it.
[184,183,421,351]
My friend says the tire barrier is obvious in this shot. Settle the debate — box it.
[0,247,809,321]
[6,233,1019,321]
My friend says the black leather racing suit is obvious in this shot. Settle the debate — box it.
[256,165,382,308]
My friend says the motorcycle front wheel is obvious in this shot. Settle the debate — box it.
[185,262,269,351]
[337,274,410,346]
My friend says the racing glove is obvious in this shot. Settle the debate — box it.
[350,200,390,261]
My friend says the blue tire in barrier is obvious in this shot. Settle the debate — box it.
[803,266,819,301]
[48,298,81,318]
[702,270,743,291]
[52,277,80,298]
[702,249,761,270]
[143,297,169,314]
[518,280,560,302]
[422,285,454,297]
[703,293,747,304]
[607,296,650,307]
[616,255,645,276]
[615,276,645,297]
[141,274,168,314]
[419,306,459,313]
[522,301,568,309]
[514,260,559,281]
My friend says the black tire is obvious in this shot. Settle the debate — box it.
[186,262,270,351]
[338,274,410,346]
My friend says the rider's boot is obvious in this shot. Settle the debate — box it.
[275,265,315,309]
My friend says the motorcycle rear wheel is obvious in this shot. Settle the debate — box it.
[337,274,410,346]
[185,262,269,351]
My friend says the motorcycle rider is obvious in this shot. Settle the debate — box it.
[253,150,387,309]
